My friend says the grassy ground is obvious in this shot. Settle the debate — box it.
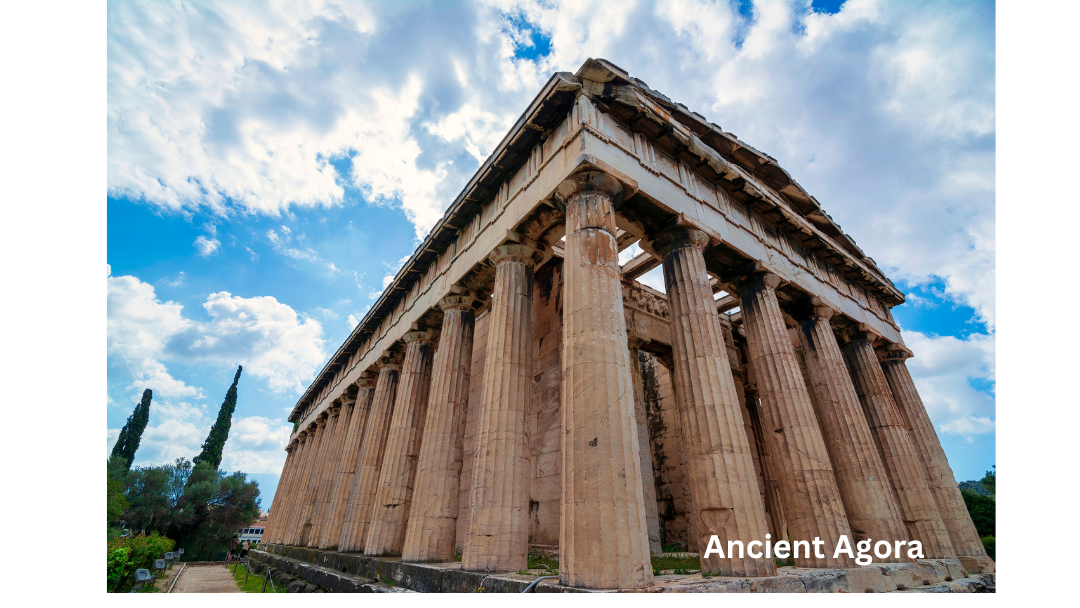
[230,562,287,593]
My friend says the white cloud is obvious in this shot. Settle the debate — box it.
[160,271,186,287]
[903,329,995,441]
[221,415,293,474]
[109,270,327,395]
[109,1,994,328]
[194,235,221,257]
[107,270,202,399]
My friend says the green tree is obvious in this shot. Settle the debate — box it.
[111,389,153,471]
[961,490,995,537]
[980,466,995,498]
[193,366,242,471]
[171,461,261,560]
[107,455,130,526]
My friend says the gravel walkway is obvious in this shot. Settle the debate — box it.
[169,564,242,593]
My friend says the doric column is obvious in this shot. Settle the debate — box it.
[403,291,478,562]
[461,243,539,573]
[319,375,377,549]
[795,303,909,557]
[740,382,788,543]
[838,325,955,558]
[731,268,854,568]
[284,421,325,545]
[653,225,775,577]
[557,172,652,589]
[629,341,663,556]
[307,402,347,546]
[263,441,297,543]
[365,329,436,556]
[272,433,308,544]
[339,353,402,552]
[878,343,994,572]
[291,415,333,545]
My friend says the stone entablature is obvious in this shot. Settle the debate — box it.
[265,58,992,589]
[288,61,900,431]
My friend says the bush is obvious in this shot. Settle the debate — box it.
[981,536,995,561]
[106,532,175,592]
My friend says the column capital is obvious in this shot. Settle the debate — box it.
[286,442,296,452]
[876,342,914,363]
[355,371,378,389]
[489,242,542,267]
[792,297,838,323]
[377,350,404,371]
[403,327,435,345]
[651,223,709,259]
[329,404,342,417]
[315,417,328,428]
[555,170,624,202]
[726,261,784,296]
[835,323,881,347]
[297,430,308,442]
[438,290,478,311]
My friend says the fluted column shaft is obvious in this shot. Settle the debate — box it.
[461,244,537,572]
[630,346,663,556]
[655,226,775,577]
[319,379,377,549]
[284,422,325,544]
[734,271,854,568]
[879,345,993,571]
[558,172,653,589]
[308,404,348,546]
[264,443,297,543]
[273,435,308,543]
[840,327,955,558]
[403,293,477,562]
[339,357,402,552]
[290,416,333,545]
[365,332,436,556]
[796,308,909,557]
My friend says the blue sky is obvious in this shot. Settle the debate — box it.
[107,0,996,510]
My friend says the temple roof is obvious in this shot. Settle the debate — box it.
[289,57,901,422]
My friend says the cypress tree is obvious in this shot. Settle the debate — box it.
[111,388,152,471]
[193,365,242,471]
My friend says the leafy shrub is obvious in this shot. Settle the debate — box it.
[106,532,175,592]
[981,535,995,561]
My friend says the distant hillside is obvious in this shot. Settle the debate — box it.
[959,480,991,496]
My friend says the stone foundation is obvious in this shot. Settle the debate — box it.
[257,544,993,593]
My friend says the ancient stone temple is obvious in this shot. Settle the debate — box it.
[261,58,994,591]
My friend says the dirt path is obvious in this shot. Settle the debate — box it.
[169,564,242,593]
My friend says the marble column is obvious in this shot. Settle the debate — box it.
[307,402,347,546]
[319,376,377,549]
[795,303,909,558]
[293,416,333,545]
[878,343,994,572]
[365,329,436,556]
[741,383,788,544]
[339,353,402,552]
[284,421,324,545]
[731,269,854,568]
[838,325,955,559]
[263,441,297,543]
[273,433,308,544]
[461,243,539,573]
[629,342,663,556]
[402,291,478,562]
[654,225,775,577]
[558,172,652,589]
